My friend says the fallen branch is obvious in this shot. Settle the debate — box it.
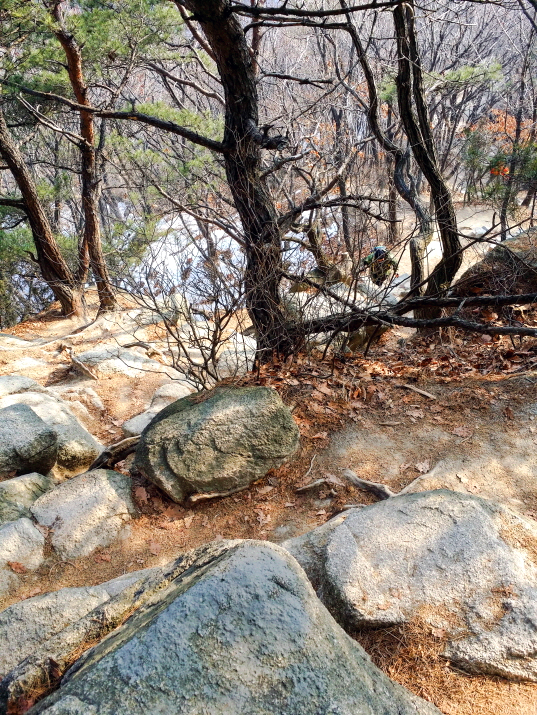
[342,469,396,500]
[295,478,327,493]
[89,436,140,471]
[342,468,431,502]
[401,384,437,400]
[188,485,249,504]
[298,307,537,338]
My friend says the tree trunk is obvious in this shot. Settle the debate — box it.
[340,6,432,297]
[393,3,461,317]
[331,107,353,254]
[0,105,83,317]
[181,0,292,358]
[52,1,117,312]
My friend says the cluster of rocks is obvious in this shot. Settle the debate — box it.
[0,376,102,480]
[0,468,136,597]
[0,370,536,712]
[0,375,139,596]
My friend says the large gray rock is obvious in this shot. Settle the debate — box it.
[0,473,54,525]
[0,375,47,399]
[31,470,136,559]
[453,227,537,295]
[0,393,102,479]
[0,404,58,479]
[121,381,194,437]
[0,518,45,596]
[27,541,439,715]
[283,489,537,682]
[134,386,300,503]
[0,568,157,678]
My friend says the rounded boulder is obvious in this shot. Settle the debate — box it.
[134,386,299,503]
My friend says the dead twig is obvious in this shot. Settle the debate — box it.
[295,478,327,493]
[401,384,437,400]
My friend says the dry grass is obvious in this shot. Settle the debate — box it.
[354,619,537,715]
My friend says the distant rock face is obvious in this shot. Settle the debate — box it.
[283,489,537,682]
[0,392,102,479]
[0,568,157,678]
[122,381,194,437]
[0,404,58,478]
[0,518,45,597]
[216,333,257,378]
[0,473,54,525]
[75,346,170,378]
[134,387,300,503]
[28,541,439,715]
[452,228,537,295]
[31,469,136,559]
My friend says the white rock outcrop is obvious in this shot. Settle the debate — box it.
[0,518,45,596]
[31,469,136,559]
[283,489,537,682]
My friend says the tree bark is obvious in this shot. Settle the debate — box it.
[340,3,432,295]
[180,0,292,358]
[393,3,461,315]
[0,105,83,317]
[52,1,117,312]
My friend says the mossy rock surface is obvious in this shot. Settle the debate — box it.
[134,386,300,503]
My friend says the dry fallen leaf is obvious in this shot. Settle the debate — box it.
[23,587,42,599]
[184,515,194,528]
[504,406,515,420]
[406,408,424,419]
[149,541,161,556]
[255,510,271,525]
[315,383,333,397]
[415,461,431,474]
[257,485,274,495]
[7,561,27,574]
[311,432,328,440]
[452,426,473,438]
[164,503,183,519]
[94,552,111,563]
[431,627,446,639]
[134,486,148,504]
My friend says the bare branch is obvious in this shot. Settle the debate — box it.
[2,81,226,154]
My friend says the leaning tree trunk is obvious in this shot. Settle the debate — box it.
[180,0,292,358]
[0,105,83,317]
[393,2,461,318]
[340,4,433,297]
[53,1,117,313]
